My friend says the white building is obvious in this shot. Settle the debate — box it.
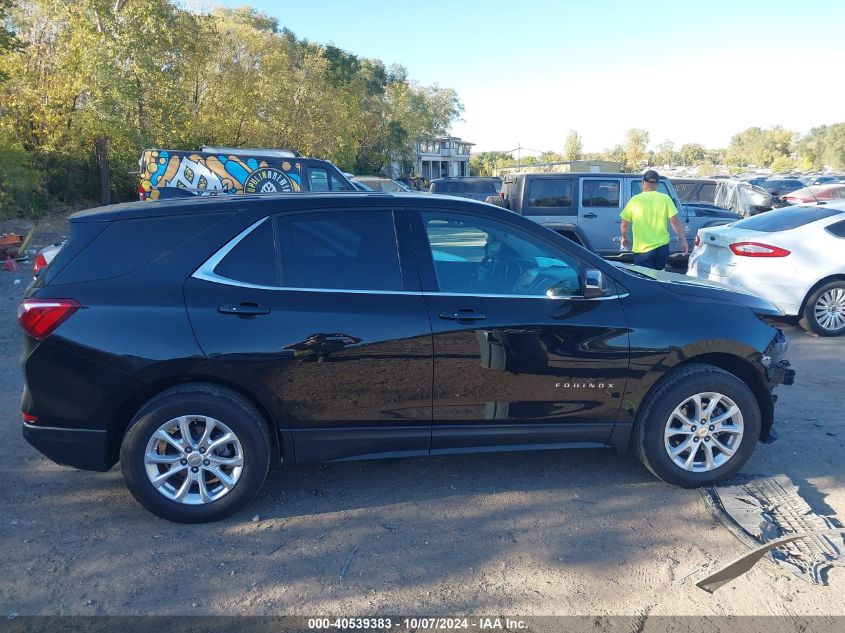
[415,136,473,181]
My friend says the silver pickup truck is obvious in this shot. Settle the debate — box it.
[496,172,741,260]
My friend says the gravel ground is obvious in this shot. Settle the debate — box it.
[0,218,842,620]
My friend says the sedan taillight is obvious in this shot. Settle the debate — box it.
[729,242,791,257]
[694,235,701,247]
[18,299,80,340]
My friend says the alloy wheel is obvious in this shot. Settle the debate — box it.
[144,415,244,504]
[663,392,744,472]
[814,288,845,332]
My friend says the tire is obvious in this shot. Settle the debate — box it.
[120,383,271,523]
[635,364,761,488]
[800,281,845,336]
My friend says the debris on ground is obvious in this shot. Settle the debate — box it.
[701,474,845,585]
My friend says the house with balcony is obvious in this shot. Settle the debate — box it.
[415,136,473,181]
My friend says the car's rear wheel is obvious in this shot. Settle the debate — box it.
[636,364,761,487]
[801,281,845,336]
[120,384,271,523]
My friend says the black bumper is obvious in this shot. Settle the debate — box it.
[768,359,795,386]
[22,423,115,471]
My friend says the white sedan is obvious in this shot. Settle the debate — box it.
[687,201,845,336]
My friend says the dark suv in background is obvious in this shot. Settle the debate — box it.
[429,177,502,201]
[21,192,793,522]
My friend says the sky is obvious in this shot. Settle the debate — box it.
[214,0,845,154]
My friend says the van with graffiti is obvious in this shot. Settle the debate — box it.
[139,147,353,200]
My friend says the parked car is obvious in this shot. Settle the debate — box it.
[20,192,794,522]
[499,172,741,258]
[759,178,805,197]
[810,175,845,186]
[33,242,63,276]
[139,147,353,200]
[687,201,845,335]
[354,176,412,192]
[429,177,502,201]
[671,178,719,205]
[781,184,845,205]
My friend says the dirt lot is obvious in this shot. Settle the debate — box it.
[0,225,843,620]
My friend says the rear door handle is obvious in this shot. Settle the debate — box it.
[439,310,486,322]
[218,303,271,316]
[583,213,598,219]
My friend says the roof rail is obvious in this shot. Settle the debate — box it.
[200,146,301,158]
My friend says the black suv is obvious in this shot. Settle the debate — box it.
[20,193,794,522]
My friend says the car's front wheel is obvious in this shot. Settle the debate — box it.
[120,383,271,523]
[636,364,761,487]
[801,281,845,336]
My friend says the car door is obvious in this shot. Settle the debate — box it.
[184,208,433,463]
[579,177,623,253]
[409,208,630,453]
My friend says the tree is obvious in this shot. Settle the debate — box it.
[624,128,649,171]
[563,130,582,162]
[725,126,795,167]
[654,140,676,166]
[0,0,21,83]
[678,143,706,166]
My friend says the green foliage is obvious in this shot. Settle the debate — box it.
[797,124,845,170]
[725,126,794,168]
[623,128,649,171]
[563,130,582,162]
[0,0,463,216]
[0,130,46,218]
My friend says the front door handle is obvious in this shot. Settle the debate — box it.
[439,309,486,322]
[218,302,271,316]
[582,212,598,219]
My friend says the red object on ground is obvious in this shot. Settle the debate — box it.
[4,255,18,271]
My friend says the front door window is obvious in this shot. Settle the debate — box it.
[421,212,582,297]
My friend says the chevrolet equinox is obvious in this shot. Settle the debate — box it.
[20,193,794,522]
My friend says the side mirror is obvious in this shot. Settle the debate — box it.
[583,269,605,299]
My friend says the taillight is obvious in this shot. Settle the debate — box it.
[139,185,147,201]
[694,235,701,247]
[22,412,38,423]
[33,252,48,276]
[729,242,791,257]
[18,299,80,340]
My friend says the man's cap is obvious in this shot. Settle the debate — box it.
[642,170,660,183]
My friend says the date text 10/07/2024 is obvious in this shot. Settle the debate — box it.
[307,617,528,630]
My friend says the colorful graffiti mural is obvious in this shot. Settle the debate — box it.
[140,150,302,200]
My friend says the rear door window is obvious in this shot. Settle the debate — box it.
[524,178,575,216]
[583,179,621,208]
[275,210,403,291]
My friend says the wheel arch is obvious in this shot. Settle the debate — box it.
[624,352,773,454]
[798,273,845,316]
[107,375,288,466]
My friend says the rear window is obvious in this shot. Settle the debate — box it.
[826,219,845,238]
[213,219,278,286]
[433,180,498,194]
[732,207,843,232]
